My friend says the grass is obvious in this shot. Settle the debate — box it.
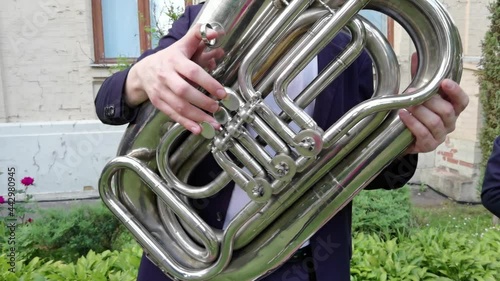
[411,201,495,234]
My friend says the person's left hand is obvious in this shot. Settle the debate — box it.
[399,53,469,154]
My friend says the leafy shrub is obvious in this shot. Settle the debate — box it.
[14,203,133,263]
[352,186,412,236]
[0,244,142,281]
[351,226,500,280]
[478,1,500,171]
[3,225,498,281]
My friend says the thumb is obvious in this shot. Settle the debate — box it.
[411,52,419,79]
[177,23,220,58]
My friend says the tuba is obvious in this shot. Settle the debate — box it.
[99,0,462,280]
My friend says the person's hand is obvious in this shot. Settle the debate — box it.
[124,24,226,135]
[399,53,469,154]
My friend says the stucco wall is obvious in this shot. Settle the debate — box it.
[0,0,109,123]
[0,0,117,198]
[390,0,491,201]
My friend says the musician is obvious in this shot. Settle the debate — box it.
[95,4,469,281]
[482,136,500,218]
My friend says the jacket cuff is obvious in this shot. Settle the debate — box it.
[97,68,139,125]
[365,153,418,190]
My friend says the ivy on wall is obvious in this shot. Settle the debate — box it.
[478,0,500,170]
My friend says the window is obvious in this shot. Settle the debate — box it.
[359,10,394,45]
[91,2,393,64]
[92,0,151,63]
[92,0,186,63]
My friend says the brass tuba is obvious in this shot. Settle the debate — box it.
[99,0,462,280]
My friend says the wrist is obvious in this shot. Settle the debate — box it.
[124,64,147,107]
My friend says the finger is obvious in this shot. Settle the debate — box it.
[148,82,220,133]
[167,75,220,113]
[162,92,218,126]
[406,103,447,143]
[411,52,418,79]
[145,84,200,134]
[155,93,219,134]
[419,94,456,132]
[439,79,469,116]
[159,92,220,129]
[175,59,227,100]
[206,59,217,72]
[160,105,200,134]
[193,47,225,69]
[399,109,439,153]
[177,23,220,58]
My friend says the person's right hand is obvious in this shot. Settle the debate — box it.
[124,24,226,135]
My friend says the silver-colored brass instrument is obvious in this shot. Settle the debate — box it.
[99,0,462,280]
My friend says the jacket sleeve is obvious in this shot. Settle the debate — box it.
[482,136,500,217]
[357,54,419,190]
[94,5,198,125]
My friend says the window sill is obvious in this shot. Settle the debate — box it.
[90,63,117,69]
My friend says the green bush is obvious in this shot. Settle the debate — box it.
[352,186,412,236]
[14,203,133,263]
[478,1,500,171]
[351,226,500,280]
[0,244,142,281]
[2,225,498,281]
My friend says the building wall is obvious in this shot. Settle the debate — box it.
[0,0,119,199]
[0,0,110,123]
[0,0,494,200]
[390,0,492,201]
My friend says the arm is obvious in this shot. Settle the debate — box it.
[361,53,469,190]
[95,5,226,133]
[482,136,500,217]
[95,69,138,125]
[94,6,192,125]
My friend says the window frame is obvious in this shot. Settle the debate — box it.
[91,0,152,64]
[91,1,394,63]
[387,18,394,47]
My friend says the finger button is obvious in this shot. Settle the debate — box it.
[221,87,240,111]
[214,108,230,125]
[200,122,216,139]
[200,23,216,47]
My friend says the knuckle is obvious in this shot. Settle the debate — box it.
[442,104,455,119]
[174,103,188,115]
[464,95,470,106]
[421,131,433,141]
[156,70,168,82]
[150,84,161,95]
[428,117,443,129]
[438,135,446,144]
[448,123,456,133]
[176,83,190,97]
[420,139,436,152]
[185,66,200,78]
[149,93,160,106]
[167,110,180,122]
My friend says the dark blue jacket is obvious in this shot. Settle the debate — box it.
[482,136,500,218]
[95,4,417,281]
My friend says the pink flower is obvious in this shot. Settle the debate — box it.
[0,196,5,204]
[21,177,35,186]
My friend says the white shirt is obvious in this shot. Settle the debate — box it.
[223,57,318,232]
